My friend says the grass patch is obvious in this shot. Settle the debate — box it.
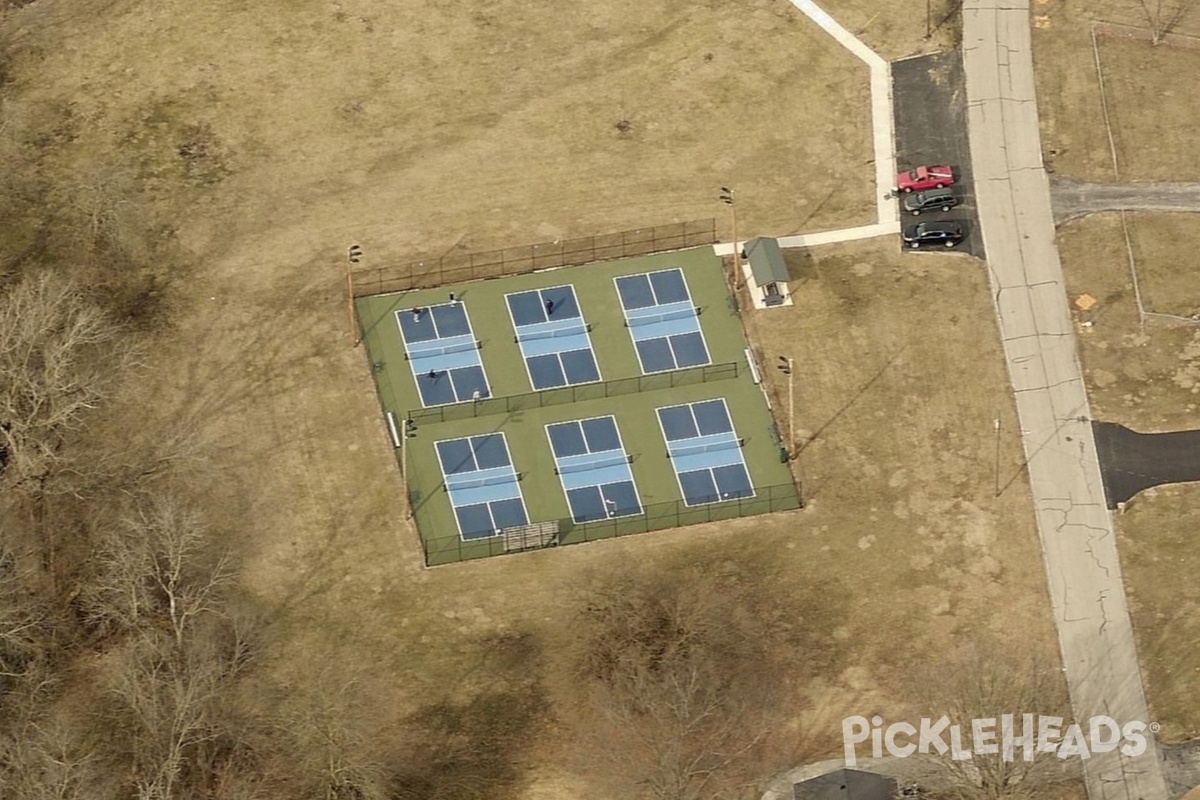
[1035,1,1200,181]
[1058,213,1200,432]
[6,0,1062,793]
[1059,212,1200,740]
[1117,482,1200,741]
[1126,213,1200,318]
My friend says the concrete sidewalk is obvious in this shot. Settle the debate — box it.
[962,3,1169,799]
[712,0,900,262]
[785,0,898,228]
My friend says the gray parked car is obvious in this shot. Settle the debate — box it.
[903,187,959,215]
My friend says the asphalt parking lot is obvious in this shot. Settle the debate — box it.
[891,51,984,259]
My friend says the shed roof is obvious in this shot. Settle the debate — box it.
[793,768,897,800]
[743,236,790,285]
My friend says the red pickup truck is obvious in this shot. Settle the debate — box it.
[896,165,955,193]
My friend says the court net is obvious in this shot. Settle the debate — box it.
[554,452,631,476]
[624,306,699,328]
[668,437,744,458]
[514,322,591,343]
[445,471,519,490]
[405,339,481,359]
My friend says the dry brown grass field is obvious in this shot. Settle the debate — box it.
[2,0,1057,795]
[1058,212,1200,741]
[1118,480,1200,742]
[1034,0,1200,182]
[1033,0,1200,744]
[1059,213,1200,433]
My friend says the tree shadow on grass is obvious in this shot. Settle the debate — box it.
[390,632,552,800]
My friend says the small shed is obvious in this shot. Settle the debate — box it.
[741,236,790,307]
[793,768,897,800]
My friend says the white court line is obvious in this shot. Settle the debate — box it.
[545,416,644,523]
[655,399,756,507]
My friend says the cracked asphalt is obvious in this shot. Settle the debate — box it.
[964,2,1168,798]
[1050,178,1200,224]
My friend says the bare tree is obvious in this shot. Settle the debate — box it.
[0,272,135,585]
[911,640,1073,800]
[573,566,789,800]
[1138,0,1199,43]
[0,542,47,687]
[277,668,391,800]
[100,601,256,800]
[0,273,129,493]
[0,710,101,800]
[106,631,225,800]
[82,493,233,645]
[61,164,147,267]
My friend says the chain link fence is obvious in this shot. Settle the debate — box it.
[421,482,803,566]
[407,361,739,425]
[351,219,718,297]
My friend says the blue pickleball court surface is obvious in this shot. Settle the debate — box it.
[614,268,711,374]
[395,302,491,407]
[435,433,529,540]
[507,285,601,390]
[656,398,754,506]
[546,416,642,523]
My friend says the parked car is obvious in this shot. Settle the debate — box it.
[903,187,958,215]
[896,165,955,193]
[902,220,965,248]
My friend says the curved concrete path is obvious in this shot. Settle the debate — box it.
[964,3,1168,800]
[1051,178,1200,224]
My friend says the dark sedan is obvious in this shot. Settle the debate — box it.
[902,220,966,248]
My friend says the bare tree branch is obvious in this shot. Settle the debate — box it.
[0,712,101,800]
[276,668,391,800]
[0,541,49,687]
[1137,0,1198,43]
[81,493,233,645]
[574,566,787,800]
[911,640,1072,800]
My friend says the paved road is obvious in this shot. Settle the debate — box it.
[962,4,1169,800]
[1051,178,1200,224]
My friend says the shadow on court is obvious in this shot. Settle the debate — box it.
[1093,421,1200,508]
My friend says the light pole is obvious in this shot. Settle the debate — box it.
[778,356,795,459]
[719,187,740,290]
[347,244,363,346]
[402,418,417,519]
[993,415,1002,498]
